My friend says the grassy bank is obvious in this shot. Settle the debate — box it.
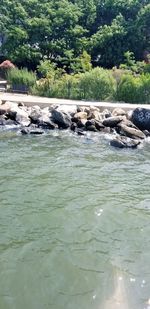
[6,58,150,104]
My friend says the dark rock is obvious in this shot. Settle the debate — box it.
[5,110,17,121]
[102,116,123,127]
[76,129,85,136]
[85,119,95,127]
[0,115,17,126]
[51,109,71,129]
[86,124,98,132]
[38,115,57,129]
[94,120,105,131]
[77,119,86,128]
[70,122,77,131]
[131,108,150,131]
[18,102,24,107]
[110,136,141,149]
[21,127,44,135]
[143,130,150,137]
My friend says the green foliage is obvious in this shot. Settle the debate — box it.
[71,51,92,73]
[79,67,116,100]
[116,73,150,103]
[33,67,116,101]
[0,0,150,69]
[143,63,150,74]
[119,51,146,73]
[37,60,57,78]
[7,68,36,89]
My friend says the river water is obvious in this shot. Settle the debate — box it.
[0,129,150,309]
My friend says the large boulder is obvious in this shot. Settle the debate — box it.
[102,116,123,127]
[1,102,30,126]
[131,108,150,131]
[55,104,77,116]
[0,101,19,115]
[118,123,145,139]
[51,109,71,129]
[38,115,57,129]
[14,108,30,126]
[29,105,43,123]
[110,136,141,149]
[73,112,88,122]
[87,110,102,121]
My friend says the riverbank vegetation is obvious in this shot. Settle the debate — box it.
[0,0,150,103]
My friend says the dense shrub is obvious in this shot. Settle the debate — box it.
[7,68,36,90]
[33,67,116,101]
[116,73,150,103]
[79,67,116,100]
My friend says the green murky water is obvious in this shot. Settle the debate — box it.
[0,130,150,309]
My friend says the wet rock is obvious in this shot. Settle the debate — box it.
[131,108,150,131]
[85,120,97,132]
[0,115,18,126]
[110,136,141,149]
[51,109,71,129]
[38,115,57,129]
[76,129,85,136]
[5,110,17,121]
[77,119,87,128]
[21,127,44,135]
[102,116,123,127]
[94,120,105,131]
[118,123,145,139]
[86,125,98,132]
[70,122,77,131]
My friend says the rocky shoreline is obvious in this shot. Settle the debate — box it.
[0,100,150,149]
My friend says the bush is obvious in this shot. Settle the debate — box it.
[33,74,81,99]
[79,67,116,100]
[116,73,150,103]
[33,67,116,101]
[7,68,36,90]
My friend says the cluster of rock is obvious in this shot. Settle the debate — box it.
[0,100,150,148]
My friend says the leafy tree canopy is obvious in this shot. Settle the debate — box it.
[0,0,150,69]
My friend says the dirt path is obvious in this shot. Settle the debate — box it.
[0,92,150,110]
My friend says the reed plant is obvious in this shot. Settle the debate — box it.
[7,68,36,90]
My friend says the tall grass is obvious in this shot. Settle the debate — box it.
[7,68,36,90]
[33,67,116,101]
[116,73,150,103]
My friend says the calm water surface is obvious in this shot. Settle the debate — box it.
[0,129,150,309]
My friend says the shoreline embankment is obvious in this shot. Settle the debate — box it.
[1,92,150,111]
